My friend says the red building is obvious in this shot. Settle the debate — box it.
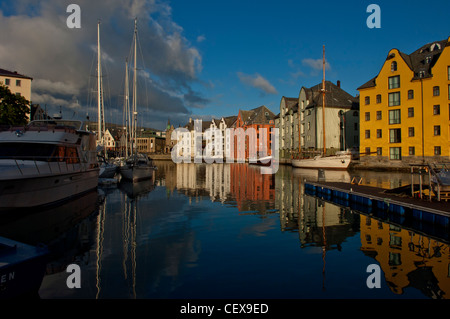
[233,105,276,161]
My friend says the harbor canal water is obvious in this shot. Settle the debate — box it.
[1,162,449,299]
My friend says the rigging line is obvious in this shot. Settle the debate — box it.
[86,49,97,115]
[136,29,151,122]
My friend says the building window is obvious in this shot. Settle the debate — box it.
[408,107,414,118]
[408,127,415,137]
[376,94,382,103]
[376,111,382,120]
[377,129,382,138]
[434,125,441,136]
[391,61,397,72]
[390,129,401,143]
[448,66,450,80]
[390,147,401,160]
[4,78,10,85]
[433,86,440,96]
[388,76,400,89]
[15,92,21,96]
[389,92,400,106]
[433,105,440,115]
[448,84,450,100]
[365,112,370,121]
[365,96,370,105]
[377,147,382,156]
[389,109,401,124]
[365,130,370,139]
[365,147,371,155]
[15,79,21,87]
[408,90,414,99]
[435,146,441,155]
[409,147,415,155]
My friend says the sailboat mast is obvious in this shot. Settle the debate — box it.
[322,45,326,156]
[97,20,103,143]
[132,18,138,156]
[124,59,130,158]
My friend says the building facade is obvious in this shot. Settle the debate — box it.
[277,81,359,159]
[278,96,299,159]
[0,68,32,102]
[233,105,276,161]
[358,37,450,164]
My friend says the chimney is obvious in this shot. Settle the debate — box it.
[337,80,341,88]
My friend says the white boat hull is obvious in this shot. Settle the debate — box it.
[292,154,351,170]
[0,169,99,211]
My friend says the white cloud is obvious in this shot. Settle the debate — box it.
[302,58,331,71]
[237,72,278,95]
[33,79,80,96]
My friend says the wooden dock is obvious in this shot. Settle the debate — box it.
[304,181,450,230]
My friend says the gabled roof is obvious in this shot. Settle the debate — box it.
[0,68,33,80]
[223,115,237,127]
[281,96,298,113]
[239,105,276,125]
[358,38,449,90]
[304,81,358,109]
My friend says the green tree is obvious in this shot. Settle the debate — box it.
[0,83,30,125]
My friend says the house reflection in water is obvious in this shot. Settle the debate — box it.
[275,166,359,249]
[158,161,450,299]
[173,163,275,214]
[360,216,450,299]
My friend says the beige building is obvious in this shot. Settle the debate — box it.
[0,68,33,102]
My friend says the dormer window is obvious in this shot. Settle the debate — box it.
[431,43,441,51]
[425,56,432,64]
[419,70,425,78]
[391,61,397,72]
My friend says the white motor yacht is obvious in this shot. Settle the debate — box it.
[0,120,99,210]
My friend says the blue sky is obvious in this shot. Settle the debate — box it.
[171,0,450,119]
[0,0,449,130]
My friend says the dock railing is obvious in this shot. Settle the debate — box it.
[410,163,450,202]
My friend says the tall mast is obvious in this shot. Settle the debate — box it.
[97,20,103,143]
[322,45,326,156]
[132,18,138,156]
[124,58,130,158]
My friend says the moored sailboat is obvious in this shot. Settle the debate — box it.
[292,46,351,170]
[95,21,118,179]
[119,18,155,182]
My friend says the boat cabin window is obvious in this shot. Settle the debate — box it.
[0,143,79,163]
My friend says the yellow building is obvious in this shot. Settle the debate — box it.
[0,68,32,102]
[358,37,450,165]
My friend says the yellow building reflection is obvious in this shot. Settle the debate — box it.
[360,215,450,299]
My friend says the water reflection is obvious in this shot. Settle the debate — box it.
[2,161,448,298]
[360,215,450,298]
